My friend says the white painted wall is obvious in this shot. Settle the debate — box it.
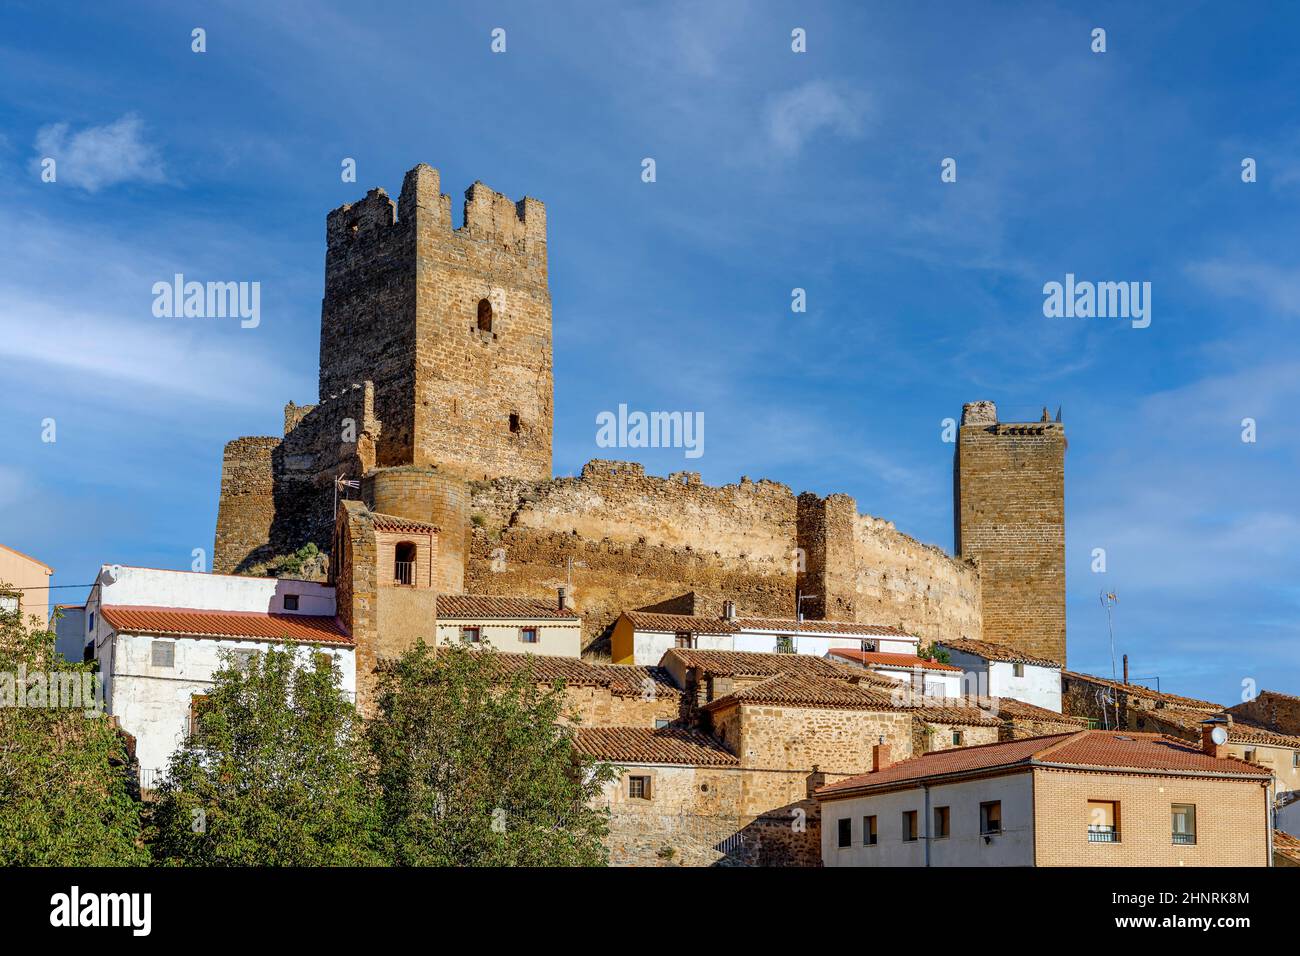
[941,647,1061,712]
[633,629,732,666]
[822,772,1036,867]
[735,630,917,657]
[103,631,355,777]
[867,666,964,697]
[437,620,582,658]
[93,564,335,616]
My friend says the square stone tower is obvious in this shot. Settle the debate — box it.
[320,164,553,480]
[954,401,1066,665]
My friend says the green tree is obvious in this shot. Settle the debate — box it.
[369,642,617,866]
[151,645,382,866]
[0,601,147,865]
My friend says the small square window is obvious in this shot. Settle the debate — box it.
[151,640,175,667]
[0,593,17,615]
[520,627,538,644]
[951,730,963,746]
[283,594,299,611]
[674,631,694,649]
[654,719,671,729]
[628,775,651,800]
[461,627,481,644]
[837,818,852,848]
[1012,662,1025,678]
[863,815,877,846]
[775,635,795,654]
[980,801,1002,835]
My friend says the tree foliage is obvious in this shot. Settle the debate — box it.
[0,602,147,865]
[368,642,617,866]
[151,645,382,866]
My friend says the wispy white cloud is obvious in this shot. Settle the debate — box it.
[763,80,870,158]
[31,113,165,192]
[1185,257,1300,318]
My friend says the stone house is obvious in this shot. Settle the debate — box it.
[818,729,1273,867]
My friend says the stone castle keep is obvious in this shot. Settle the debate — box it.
[213,163,1067,667]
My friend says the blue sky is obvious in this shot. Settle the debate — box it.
[2,1,1297,703]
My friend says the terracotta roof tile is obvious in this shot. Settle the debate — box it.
[1275,830,1300,865]
[911,704,1001,727]
[818,730,1271,799]
[574,726,738,766]
[368,512,439,534]
[702,671,908,712]
[438,594,579,620]
[734,617,911,637]
[623,611,737,634]
[488,653,679,698]
[1062,670,1221,711]
[101,605,352,645]
[939,637,1060,668]
[828,648,963,673]
[662,648,849,678]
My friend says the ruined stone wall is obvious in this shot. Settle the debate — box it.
[1229,691,1300,736]
[214,437,280,574]
[465,459,984,656]
[955,401,1066,665]
[465,461,798,652]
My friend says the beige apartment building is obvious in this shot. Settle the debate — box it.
[434,592,582,657]
[818,729,1272,867]
[0,542,53,626]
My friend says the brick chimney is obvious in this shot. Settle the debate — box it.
[1201,717,1227,758]
[872,737,892,771]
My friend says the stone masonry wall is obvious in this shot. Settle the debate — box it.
[465,460,983,655]
[955,401,1066,665]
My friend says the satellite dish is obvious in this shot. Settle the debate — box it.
[101,564,121,585]
[1211,726,1228,746]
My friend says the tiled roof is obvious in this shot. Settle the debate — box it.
[911,704,1001,727]
[623,611,737,634]
[818,730,1271,799]
[735,617,912,637]
[1136,706,1300,749]
[437,594,579,620]
[1062,670,1221,711]
[101,605,352,645]
[1276,831,1300,866]
[828,648,963,673]
[703,671,907,712]
[574,726,738,766]
[939,637,1060,668]
[662,648,850,679]
[979,696,1090,725]
[368,512,439,534]
[488,653,679,698]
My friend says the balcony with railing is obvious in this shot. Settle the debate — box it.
[1172,832,1196,845]
[1087,825,1119,843]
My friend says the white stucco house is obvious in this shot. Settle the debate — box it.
[825,647,965,697]
[937,637,1062,713]
[612,600,923,667]
[434,591,582,657]
[84,565,355,787]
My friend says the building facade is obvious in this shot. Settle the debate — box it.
[819,730,1272,867]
